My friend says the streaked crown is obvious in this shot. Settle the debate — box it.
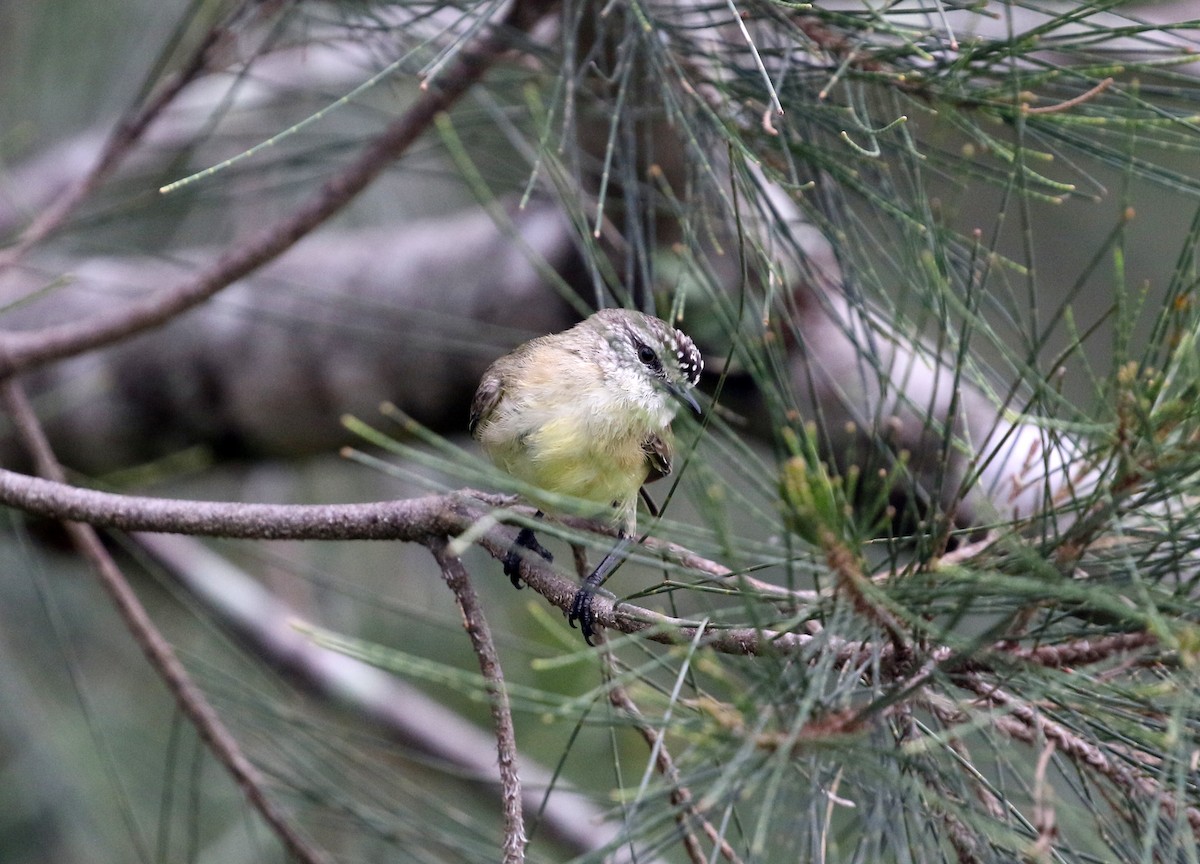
[587,308,703,402]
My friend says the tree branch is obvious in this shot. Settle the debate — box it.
[959,675,1200,838]
[0,465,1162,674]
[0,466,494,539]
[0,415,1176,857]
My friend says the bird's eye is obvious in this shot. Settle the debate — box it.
[636,344,657,366]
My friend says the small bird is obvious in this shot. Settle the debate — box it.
[470,308,703,644]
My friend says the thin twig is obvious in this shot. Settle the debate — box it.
[549,514,819,603]
[641,535,819,603]
[1029,741,1058,862]
[690,695,863,754]
[428,537,526,864]
[1024,78,1113,116]
[0,380,332,864]
[0,0,558,378]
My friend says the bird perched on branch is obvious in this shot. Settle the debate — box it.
[470,308,703,644]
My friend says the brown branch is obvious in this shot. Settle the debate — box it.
[940,797,987,864]
[1004,632,1158,668]
[0,466,816,648]
[428,537,526,863]
[0,0,558,378]
[691,695,864,754]
[1029,741,1058,862]
[0,466,499,539]
[0,465,1166,674]
[0,380,332,864]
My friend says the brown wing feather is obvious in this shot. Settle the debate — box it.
[469,372,503,438]
[642,433,673,484]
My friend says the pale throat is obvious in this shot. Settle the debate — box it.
[596,346,680,430]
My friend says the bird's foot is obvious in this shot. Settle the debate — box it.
[567,587,596,645]
[502,527,553,588]
[568,586,615,646]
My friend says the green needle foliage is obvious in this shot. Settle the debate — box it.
[322,1,1200,861]
[370,1,1200,861]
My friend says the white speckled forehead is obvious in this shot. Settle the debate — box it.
[592,309,703,385]
[668,329,703,386]
[637,316,703,386]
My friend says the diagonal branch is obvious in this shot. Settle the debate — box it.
[0,0,558,378]
[0,380,332,864]
[603,645,744,864]
[959,674,1200,838]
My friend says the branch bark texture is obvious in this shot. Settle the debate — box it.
[430,538,526,863]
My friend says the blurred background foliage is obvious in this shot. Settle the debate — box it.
[2,0,1200,862]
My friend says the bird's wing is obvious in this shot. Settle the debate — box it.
[642,432,673,483]
[469,371,504,437]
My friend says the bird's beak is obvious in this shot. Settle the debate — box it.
[667,382,702,416]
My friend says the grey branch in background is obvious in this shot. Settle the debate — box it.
[0,200,579,471]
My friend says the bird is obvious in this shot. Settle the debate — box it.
[469,308,703,644]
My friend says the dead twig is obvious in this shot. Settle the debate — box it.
[602,644,743,864]
[1023,78,1114,116]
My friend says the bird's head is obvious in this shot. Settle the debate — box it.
[587,308,704,423]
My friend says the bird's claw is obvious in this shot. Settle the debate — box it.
[567,587,598,645]
[568,586,616,646]
[501,550,524,588]
[503,527,553,589]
